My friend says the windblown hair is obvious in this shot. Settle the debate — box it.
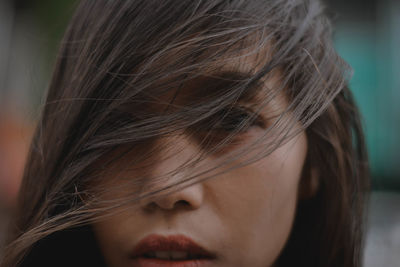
[1,0,369,266]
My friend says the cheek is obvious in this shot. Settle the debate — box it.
[92,204,168,267]
[92,209,137,267]
[207,134,307,266]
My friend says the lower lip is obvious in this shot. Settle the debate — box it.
[131,257,215,267]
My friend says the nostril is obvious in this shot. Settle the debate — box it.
[145,199,192,213]
[143,202,158,213]
[141,183,204,211]
[175,199,190,207]
[162,199,191,210]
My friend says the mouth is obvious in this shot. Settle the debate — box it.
[130,234,217,267]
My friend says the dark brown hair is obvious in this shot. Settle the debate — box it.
[1,0,369,266]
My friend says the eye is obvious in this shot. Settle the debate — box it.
[213,106,265,133]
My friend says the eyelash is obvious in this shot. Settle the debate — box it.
[212,107,264,133]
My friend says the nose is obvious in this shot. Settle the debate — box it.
[147,182,204,211]
[140,136,206,212]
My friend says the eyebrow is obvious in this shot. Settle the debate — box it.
[127,70,268,118]
[173,70,265,106]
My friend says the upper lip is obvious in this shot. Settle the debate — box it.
[131,234,217,259]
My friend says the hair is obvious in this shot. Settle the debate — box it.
[1,0,369,266]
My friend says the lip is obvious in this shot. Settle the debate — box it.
[130,234,217,267]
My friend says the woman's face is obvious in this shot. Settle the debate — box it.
[91,61,309,267]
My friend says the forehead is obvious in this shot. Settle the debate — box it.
[141,57,285,116]
[135,33,281,109]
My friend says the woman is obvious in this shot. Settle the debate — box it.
[1,0,369,266]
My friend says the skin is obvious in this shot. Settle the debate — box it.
[91,50,310,266]
[91,107,308,267]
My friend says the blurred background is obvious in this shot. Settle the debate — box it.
[0,0,399,265]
